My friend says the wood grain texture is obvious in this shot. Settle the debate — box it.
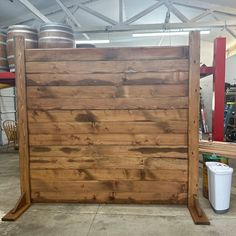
[30,168,188,181]
[26,60,188,74]
[30,180,187,195]
[3,36,33,222]
[28,109,188,123]
[29,133,187,146]
[27,84,188,98]
[199,140,236,159]
[30,179,188,203]
[14,36,31,204]
[27,97,188,110]
[188,31,200,208]
[31,191,187,204]
[27,72,189,86]
[30,156,188,170]
[28,121,187,134]
[7,42,210,221]
[25,46,189,62]
[30,145,188,158]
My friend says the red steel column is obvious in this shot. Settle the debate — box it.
[212,37,226,141]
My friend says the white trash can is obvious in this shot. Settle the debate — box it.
[205,162,233,213]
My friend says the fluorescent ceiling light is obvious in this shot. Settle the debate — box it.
[132,30,210,37]
[75,40,110,44]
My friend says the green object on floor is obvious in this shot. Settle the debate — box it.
[202,153,228,163]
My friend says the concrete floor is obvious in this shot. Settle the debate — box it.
[0,152,236,236]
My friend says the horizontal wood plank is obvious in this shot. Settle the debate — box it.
[25,47,189,62]
[30,145,188,158]
[30,156,188,170]
[26,60,188,74]
[30,168,188,182]
[27,84,188,99]
[199,140,236,159]
[29,133,187,146]
[28,109,188,123]
[31,180,187,194]
[27,72,189,86]
[31,191,187,204]
[27,97,188,110]
[28,121,187,134]
[24,46,191,206]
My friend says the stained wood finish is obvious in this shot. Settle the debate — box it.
[2,36,31,221]
[30,179,188,204]
[27,85,188,98]
[27,72,189,86]
[14,37,31,201]
[188,32,200,207]
[25,46,189,62]
[26,60,188,74]
[2,193,31,221]
[28,121,187,134]
[28,109,188,123]
[30,156,188,170]
[29,133,187,146]
[25,46,189,204]
[6,39,208,224]
[199,140,236,159]
[30,145,188,158]
[31,180,187,193]
[27,97,188,110]
[187,32,209,224]
[30,169,188,181]
[32,191,187,204]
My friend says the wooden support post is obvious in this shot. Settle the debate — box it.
[188,31,210,225]
[2,36,31,221]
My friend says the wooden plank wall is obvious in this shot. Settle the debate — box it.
[25,47,189,204]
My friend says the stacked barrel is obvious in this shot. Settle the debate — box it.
[0,31,8,72]
[7,25,38,72]
[0,23,75,73]
[38,23,74,48]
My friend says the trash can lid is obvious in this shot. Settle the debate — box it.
[205,162,233,174]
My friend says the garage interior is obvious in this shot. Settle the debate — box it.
[0,0,236,235]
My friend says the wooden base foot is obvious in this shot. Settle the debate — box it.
[2,193,31,221]
[188,195,210,225]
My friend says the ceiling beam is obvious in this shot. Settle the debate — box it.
[17,0,51,23]
[75,3,118,25]
[226,27,236,39]
[0,0,99,28]
[189,10,211,22]
[165,2,189,23]
[124,1,164,25]
[74,20,236,33]
[56,0,89,39]
[171,0,236,16]
[119,0,124,23]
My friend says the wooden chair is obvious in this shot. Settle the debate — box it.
[3,120,18,149]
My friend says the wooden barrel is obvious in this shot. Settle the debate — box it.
[38,23,74,48]
[0,31,8,72]
[7,25,38,72]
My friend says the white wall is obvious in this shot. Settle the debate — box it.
[0,87,16,145]
[200,41,214,132]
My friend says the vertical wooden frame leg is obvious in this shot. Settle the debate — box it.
[2,36,31,221]
[188,31,209,225]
